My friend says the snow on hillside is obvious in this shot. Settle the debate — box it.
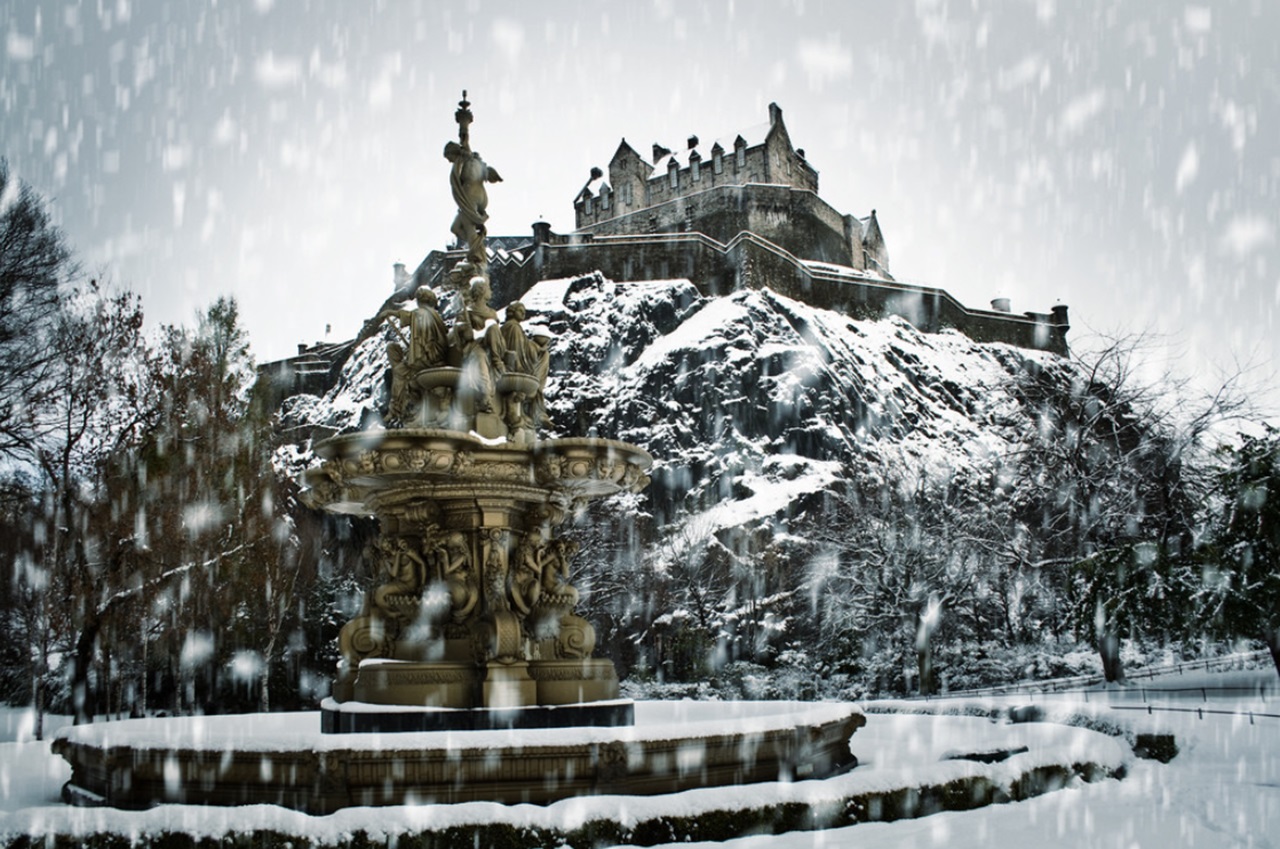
[275,272,1067,543]
[538,275,1060,508]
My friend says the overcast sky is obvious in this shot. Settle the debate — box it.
[2,0,1276,402]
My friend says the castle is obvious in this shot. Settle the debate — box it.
[572,102,890,278]
[263,103,1068,404]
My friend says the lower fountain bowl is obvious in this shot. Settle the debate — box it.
[53,700,865,813]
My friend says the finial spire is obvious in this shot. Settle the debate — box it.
[456,90,473,150]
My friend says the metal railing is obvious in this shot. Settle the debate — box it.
[1111,705,1280,722]
[902,650,1273,702]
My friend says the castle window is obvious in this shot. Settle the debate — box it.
[668,160,679,189]
[600,186,610,210]
[735,145,746,171]
[621,181,632,205]
[691,157,701,182]
[713,150,723,174]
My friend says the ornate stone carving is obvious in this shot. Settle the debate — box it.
[539,537,581,607]
[377,287,449,373]
[371,536,429,621]
[385,343,417,427]
[366,99,559,443]
[444,91,501,281]
[481,528,511,615]
[536,455,564,484]
[440,531,478,622]
[510,529,544,616]
[556,614,597,659]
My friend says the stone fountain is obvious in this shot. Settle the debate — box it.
[306,92,651,731]
[52,94,864,810]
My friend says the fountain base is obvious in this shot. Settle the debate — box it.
[320,697,636,733]
[336,657,623,720]
[54,702,865,812]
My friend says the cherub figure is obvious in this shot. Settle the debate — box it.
[440,531,478,622]
[510,530,545,615]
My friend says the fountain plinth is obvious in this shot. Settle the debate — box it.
[304,93,651,731]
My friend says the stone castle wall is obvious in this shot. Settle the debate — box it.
[263,227,1068,401]
[409,228,1069,356]
[575,183,861,269]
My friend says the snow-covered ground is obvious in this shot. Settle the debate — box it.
[638,669,1279,849]
[1,669,1275,847]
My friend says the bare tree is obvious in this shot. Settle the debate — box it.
[1198,426,1280,676]
[1011,332,1250,682]
[802,456,989,696]
[27,284,151,723]
[0,160,76,463]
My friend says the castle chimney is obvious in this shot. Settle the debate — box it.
[687,135,699,150]
[991,297,1012,313]
[652,143,671,163]
[768,102,782,126]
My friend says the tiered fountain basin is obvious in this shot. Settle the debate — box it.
[54,701,866,812]
[303,429,654,520]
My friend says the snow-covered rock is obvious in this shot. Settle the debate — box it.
[276,271,1072,547]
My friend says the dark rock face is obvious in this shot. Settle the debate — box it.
[513,272,1067,525]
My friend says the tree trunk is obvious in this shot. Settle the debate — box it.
[916,645,936,696]
[71,619,100,724]
[259,632,276,714]
[139,626,148,717]
[31,651,45,742]
[1265,627,1280,679]
[1097,633,1126,683]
